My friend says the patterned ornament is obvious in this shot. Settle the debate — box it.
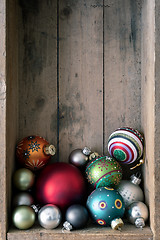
[126,201,149,228]
[87,187,125,230]
[116,174,144,207]
[16,136,56,171]
[36,162,86,211]
[108,127,144,164]
[85,156,122,189]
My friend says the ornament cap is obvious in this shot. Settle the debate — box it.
[44,145,56,156]
[63,221,73,231]
[111,218,124,230]
[82,147,92,156]
[89,152,100,161]
[135,217,145,228]
[31,204,41,214]
[130,174,141,185]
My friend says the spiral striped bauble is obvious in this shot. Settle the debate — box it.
[108,127,144,164]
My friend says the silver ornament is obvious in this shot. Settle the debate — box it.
[126,201,149,228]
[69,148,90,167]
[13,192,34,207]
[116,174,144,207]
[38,204,61,229]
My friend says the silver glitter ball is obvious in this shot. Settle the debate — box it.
[126,201,149,228]
[116,174,144,207]
[38,204,61,229]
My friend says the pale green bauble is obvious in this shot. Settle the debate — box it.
[12,205,36,229]
[13,168,35,190]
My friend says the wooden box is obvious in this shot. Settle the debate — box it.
[0,0,160,239]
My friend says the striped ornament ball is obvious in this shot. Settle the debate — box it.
[108,127,144,165]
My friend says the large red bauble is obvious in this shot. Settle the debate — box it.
[36,162,86,211]
[16,136,56,171]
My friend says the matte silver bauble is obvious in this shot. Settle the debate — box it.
[13,192,34,207]
[38,204,61,229]
[69,147,91,167]
[12,205,35,229]
[116,174,144,207]
[126,201,149,228]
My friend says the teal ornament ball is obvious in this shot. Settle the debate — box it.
[87,187,125,228]
[108,127,144,164]
[85,156,122,189]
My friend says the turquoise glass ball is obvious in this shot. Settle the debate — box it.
[85,156,122,188]
[86,187,125,226]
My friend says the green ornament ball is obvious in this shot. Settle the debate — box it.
[13,168,35,191]
[85,156,122,189]
[12,205,36,229]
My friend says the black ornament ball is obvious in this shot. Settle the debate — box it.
[65,204,89,229]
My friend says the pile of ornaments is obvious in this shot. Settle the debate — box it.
[12,127,149,231]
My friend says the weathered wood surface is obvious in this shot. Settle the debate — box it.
[59,0,103,160]
[0,0,7,239]
[141,0,155,238]
[7,223,153,240]
[18,0,57,155]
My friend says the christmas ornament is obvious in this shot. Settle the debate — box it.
[116,174,144,207]
[13,192,34,207]
[38,204,61,229]
[16,135,56,171]
[85,156,122,189]
[12,205,36,230]
[13,168,35,191]
[36,162,86,211]
[87,187,125,230]
[63,204,89,230]
[126,201,149,228]
[108,127,144,165]
[69,147,91,167]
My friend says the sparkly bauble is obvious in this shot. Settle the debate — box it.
[108,127,144,164]
[116,174,144,207]
[63,204,89,230]
[85,156,122,189]
[36,162,86,211]
[16,135,56,171]
[12,205,36,229]
[69,147,91,167]
[87,187,125,229]
[126,201,149,228]
[13,192,34,207]
[13,168,35,191]
[38,204,61,229]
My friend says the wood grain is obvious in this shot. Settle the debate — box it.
[103,0,142,177]
[7,223,153,240]
[18,0,57,154]
[58,0,103,161]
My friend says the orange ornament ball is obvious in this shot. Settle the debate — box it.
[16,136,56,171]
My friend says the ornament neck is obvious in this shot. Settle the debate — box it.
[43,145,56,156]
[82,147,91,156]
[111,218,124,230]
[135,217,145,228]
[130,174,141,185]
[63,221,73,231]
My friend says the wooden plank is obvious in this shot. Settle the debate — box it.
[18,0,57,152]
[103,0,142,177]
[7,223,153,240]
[58,0,103,161]
[0,0,7,239]
[141,0,155,237]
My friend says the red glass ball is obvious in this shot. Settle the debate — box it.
[16,136,52,171]
[36,162,86,211]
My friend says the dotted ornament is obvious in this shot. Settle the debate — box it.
[16,136,55,171]
[85,156,122,189]
[87,187,125,226]
[108,127,144,164]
